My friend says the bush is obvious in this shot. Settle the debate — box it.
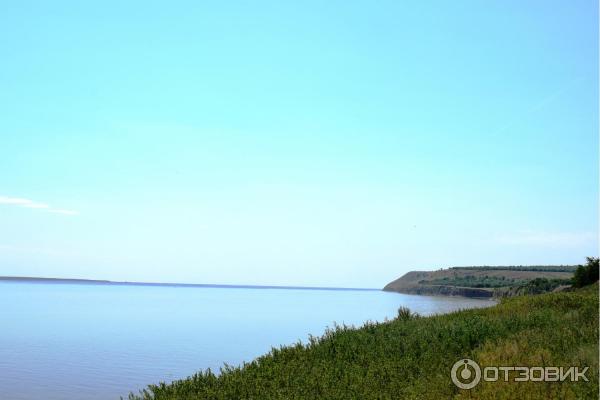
[396,306,418,321]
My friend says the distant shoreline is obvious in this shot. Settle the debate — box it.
[0,276,380,292]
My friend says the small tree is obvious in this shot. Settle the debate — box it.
[397,306,419,321]
[586,256,599,283]
[572,257,599,288]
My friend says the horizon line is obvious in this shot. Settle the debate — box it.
[0,276,381,292]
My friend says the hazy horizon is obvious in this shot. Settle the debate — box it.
[1,1,598,288]
[0,275,382,290]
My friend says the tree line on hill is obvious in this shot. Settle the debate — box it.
[449,265,578,272]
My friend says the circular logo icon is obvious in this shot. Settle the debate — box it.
[451,359,481,389]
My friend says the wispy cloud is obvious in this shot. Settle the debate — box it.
[0,195,79,216]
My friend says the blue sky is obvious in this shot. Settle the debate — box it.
[0,0,597,287]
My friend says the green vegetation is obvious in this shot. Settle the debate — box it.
[450,265,578,272]
[503,278,572,296]
[420,275,572,293]
[421,275,526,288]
[573,257,599,288]
[128,285,598,400]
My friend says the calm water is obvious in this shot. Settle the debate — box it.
[0,282,493,400]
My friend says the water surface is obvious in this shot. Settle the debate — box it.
[0,281,493,399]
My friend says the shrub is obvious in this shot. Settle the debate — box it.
[396,306,417,321]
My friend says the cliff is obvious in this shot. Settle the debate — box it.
[383,267,574,298]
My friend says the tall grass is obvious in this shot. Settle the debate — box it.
[128,284,598,400]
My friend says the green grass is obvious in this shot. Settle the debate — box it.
[128,285,599,400]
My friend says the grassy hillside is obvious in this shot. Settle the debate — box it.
[383,267,574,297]
[127,285,598,400]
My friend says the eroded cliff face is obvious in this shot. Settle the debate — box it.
[383,270,494,298]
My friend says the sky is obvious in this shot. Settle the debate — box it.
[0,0,598,288]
